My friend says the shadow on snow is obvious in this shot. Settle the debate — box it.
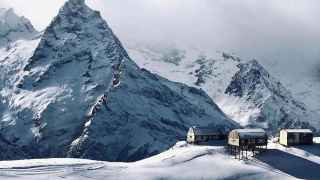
[256,149,320,180]
[296,144,320,157]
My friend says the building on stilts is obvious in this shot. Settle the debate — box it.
[228,129,268,160]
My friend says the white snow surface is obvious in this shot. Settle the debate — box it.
[1,140,320,180]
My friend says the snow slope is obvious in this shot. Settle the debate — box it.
[128,43,320,134]
[0,0,238,162]
[1,141,320,180]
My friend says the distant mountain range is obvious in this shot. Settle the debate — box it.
[128,43,320,134]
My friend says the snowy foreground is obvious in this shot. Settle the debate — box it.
[0,141,320,180]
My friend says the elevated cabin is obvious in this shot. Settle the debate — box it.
[279,129,313,146]
[187,126,225,144]
[228,129,268,147]
[228,129,268,159]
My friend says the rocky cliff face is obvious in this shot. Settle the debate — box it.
[0,0,237,161]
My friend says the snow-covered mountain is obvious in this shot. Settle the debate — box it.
[260,58,320,115]
[0,0,237,162]
[226,60,319,133]
[128,43,320,134]
[0,8,38,47]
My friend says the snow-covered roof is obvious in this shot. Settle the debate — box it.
[191,126,222,136]
[282,129,313,133]
[232,129,267,138]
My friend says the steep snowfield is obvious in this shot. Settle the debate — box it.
[0,39,40,89]
[1,141,320,180]
[129,44,240,101]
[128,43,320,133]
[0,0,237,162]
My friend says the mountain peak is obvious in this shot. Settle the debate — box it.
[1,0,238,162]
[68,0,85,5]
[226,60,278,97]
[59,0,90,16]
[23,0,128,72]
[0,8,14,18]
[0,8,37,46]
[64,0,86,8]
[225,59,318,133]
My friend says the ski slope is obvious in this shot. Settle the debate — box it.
[0,141,319,180]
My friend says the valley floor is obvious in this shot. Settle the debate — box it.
[0,140,320,180]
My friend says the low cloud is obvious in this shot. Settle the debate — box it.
[1,0,320,70]
[86,0,320,66]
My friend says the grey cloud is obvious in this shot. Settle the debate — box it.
[2,0,320,74]
[87,0,320,65]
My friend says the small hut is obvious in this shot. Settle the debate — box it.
[186,126,225,144]
[279,129,313,146]
[228,129,268,159]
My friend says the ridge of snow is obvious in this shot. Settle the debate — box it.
[2,141,320,179]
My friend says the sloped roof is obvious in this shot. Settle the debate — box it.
[191,126,222,136]
[232,129,267,139]
[282,129,313,133]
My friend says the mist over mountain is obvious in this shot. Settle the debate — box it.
[87,0,320,114]
[0,1,320,179]
[129,44,320,135]
[2,1,319,100]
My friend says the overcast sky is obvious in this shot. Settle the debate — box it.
[1,0,319,75]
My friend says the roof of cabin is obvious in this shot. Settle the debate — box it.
[231,129,267,138]
[281,129,313,133]
[190,126,222,136]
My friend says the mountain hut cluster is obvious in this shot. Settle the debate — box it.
[186,126,314,160]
